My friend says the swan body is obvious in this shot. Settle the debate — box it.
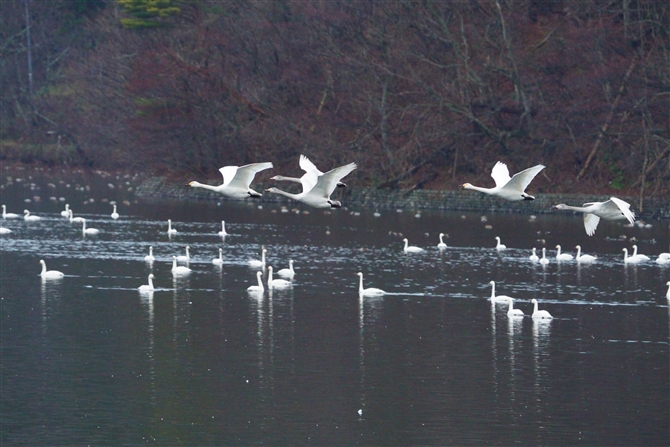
[111,205,119,220]
[82,218,99,235]
[171,256,191,275]
[176,246,190,263]
[622,248,642,264]
[554,197,635,236]
[0,227,11,234]
[212,248,224,266]
[2,205,20,219]
[462,161,545,201]
[555,245,573,261]
[276,260,295,279]
[630,245,650,262]
[23,210,41,221]
[249,248,267,268]
[144,246,155,263]
[531,298,553,319]
[270,154,348,192]
[267,266,291,288]
[39,260,64,279]
[265,162,357,208]
[189,162,273,199]
[656,253,670,265]
[247,271,264,293]
[357,272,385,296]
[495,236,507,251]
[218,221,228,236]
[437,233,448,250]
[575,245,597,263]
[68,209,84,223]
[507,298,525,317]
[138,274,155,292]
[489,281,513,304]
[539,247,550,265]
[167,219,177,235]
[403,238,424,253]
[529,247,539,262]
[60,204,70,217]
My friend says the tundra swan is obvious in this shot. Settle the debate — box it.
[276,260,295,279]
[0,227,11,234]
[631,245,650,262]
[189,162,273,199]
[656,253,670,265]
[555,245,573,261]
[507,298,525,317]
[267,266,291,288]
[357,272,385,296]
[212,248,224,266]
[575,245,597,263]
[265,162,356,208]
[403,238,424,253]
[539,247,550,265]
[68,209,84,223]
[138,274,155,292]
[437,233,448,250]
[144,246,155,263]
[489,281,513,304]
[247,271,264,293]
[529,248,539,262]
[60,204,70,217]
[2,205,20,219]
[249,248,267,268]
[23,210,41,221]
[622,248,641,264]
[462,161,545,201]
[81,218,99,235]
[39,260,64,279]
[171,256,191,275]
[218,221,228,236]
[111,204,119,220]
[176,246,190,263]
[553,197,635,236]
[495,236,507,251]
[531,298,553,319]
[167,219,177,235]
[270,154,348,192]
[666,281,670,299]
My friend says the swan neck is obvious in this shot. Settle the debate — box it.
[465,184,492,193]
[191,182,219,192]
[41,262,47,274]
[359,275,364,292]
[269,188,299,200]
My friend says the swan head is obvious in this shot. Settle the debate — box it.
[357,272,363,277]
[555,245,561,249]
[489,280,495,286]
[531,299,538,305]
[148,274,154,279]
[188,181,200,187]
[40,260,45,265]
[461,183,473,190]
[24,209,29,214]
[575,245,581,249]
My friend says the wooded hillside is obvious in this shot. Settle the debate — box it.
[2,0,668,197]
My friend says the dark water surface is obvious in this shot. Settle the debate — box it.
[1,178,669,445]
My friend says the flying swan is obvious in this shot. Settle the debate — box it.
[553,197,635,236]
[270,154,348,192]
[462,161,545,201]
[189,162,273,200]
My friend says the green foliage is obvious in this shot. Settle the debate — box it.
[118,0,180,28]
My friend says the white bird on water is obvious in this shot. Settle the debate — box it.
[507,298,524,318]
[69,209,84,223]
[276,260,295,279]
[111,204,119,220]
[176,246,190,263]
[267,266,291,289]
[357,272,385,296]
[462,161,545,201]
[529,248,539,262]
[622,248,642,264]
[167,219,177,235]
[495,236,507,251]
[437,233,448,250]
[539,247,550,265]
[270,154,348,192]
[144,246,155,263]
[666,281,670,299]
[189,162,273,199]
[555,245,573,261]
[24,210,41,221]
[630,245,650,262]
[82,218,99,235]
[171,256,191,275]
[403,238,424,253]
[2,205,20,219]
[247,271,264,293]
[266,162,357,208]
[656,253,670,265]
[138,274,155,292]
[489,281,513,304]
[531,298,553,319]
[212,248,224,266]
[39,259,64,279]
[575,245,597,263]
[249,248,267,268]
[60,203,70,218]
[0,227,11,234]
[553,197,635,236]
[218,221,228,237]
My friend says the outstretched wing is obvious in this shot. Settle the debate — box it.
[607,197,636,225]
[299,155,324,176]
[490,162,511,188]
[308,162,356,198]
[220,162,273,188]
[583,213,601,236]
[504,164,545,192]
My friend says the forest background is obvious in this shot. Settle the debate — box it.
[1,0,668,198]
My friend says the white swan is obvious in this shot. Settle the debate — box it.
[144,246,155,263]
[249,248,267,268]
[39,259,64,279]
[171,256,191,275]
[189,162,273,199]
[529,247,539,262]
[495,236,507,251]
[622,248,642,264]
[23,210,41,221]
[81,218,99,235]
[267,266,291,288]
[138,274,155,292]
[247,271,264,293]
[539,247,550,265]
[218,221,228,236]
[0,227,11,234]
[666,281,670,299]
[2,205,20,219]
[507,298,525,317]
[60,203,70,217]
[265,162,357,208]
[656,253,670,265]
[462,161,545,201]
[631,245,650,262]
[555,245,573,261]
[437,233,448,250]
[403,238,424,253]
[575,245,597,263]
[167,219,177,235]
[176,246,190,263]
[554,197,635,236]
[357,272,385,296]
[111,204,119,220]
[270,154,348,192]
[531,298,553,319]
[68,209,84,223]
[489,280,513,304]
[276,260,295,279]
[212,248,224,266]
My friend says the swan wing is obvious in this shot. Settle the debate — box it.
[583,213,600,236]
[299,172,319,192]
[220,162,273,188]
[307,162,356,198]
[607,197,635,224]
[299,155,324,176]
[490,161,511,188]
[503,164,545,192]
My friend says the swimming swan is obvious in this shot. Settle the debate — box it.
[529,247,539,262]
[39,260,64,279]
[82,218,99,235]
[266,162,357,208]
[60,204,70,217]
[489,280,513,304]
[2,205,20,219]
[167,219,177,235]
[403,238,424,253]
[666,281,670,299]
[218,221,228,236]
[531,298,553,319]
[575,245,597,263]
[495,236,507,251]
[176,246,190,263]
[555,245,573,261]
[507,298,525,317]
[656,253,670,265]
[24,210,41,221]
[539,247,550,265]
[212,248,224,266]
[111,205,119,220]
[631,245,650,262]
[189,162,273,199]
[553,197,635,236]
[357,272,385,296]
[138,274,155,292]
[68,209,84,223]
[270,154,348,192]
[437,233,448,250]
[462,161,545,201]
[622,248,642,264]
[0,227,11,234]
[171,256,191,275]
[144,246,155,263]
[276,260,295,279]
[249,248,267,268]
[267,266,291,288]
[247,271,264,293]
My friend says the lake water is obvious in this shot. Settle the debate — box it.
[1,173,669,445]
